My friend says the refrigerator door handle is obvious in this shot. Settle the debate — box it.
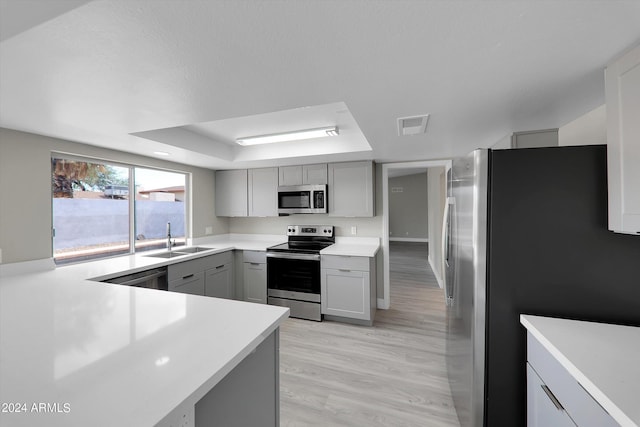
[443,196,455,307]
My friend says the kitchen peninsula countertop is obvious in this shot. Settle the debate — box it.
[520,314,640,427]
[0,234,290,426]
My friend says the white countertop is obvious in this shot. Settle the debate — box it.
[0,234,290,426]
[320,237,380,257]
[520,315,640,427]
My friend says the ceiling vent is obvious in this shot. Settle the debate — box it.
[397,114,429,136]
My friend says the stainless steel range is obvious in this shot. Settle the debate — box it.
[266,225,335,321]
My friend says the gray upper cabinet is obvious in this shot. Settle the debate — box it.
[303,164,328,184]
[215,169,248,217]
[328,161,375,217]
[278,165,303,186]
[248,167,278,217]
[511,129,558,148]
[278,164,327,185]
[606,43,640,235]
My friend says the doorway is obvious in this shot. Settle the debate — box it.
[381,160,450,309]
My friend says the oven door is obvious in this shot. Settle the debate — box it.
[266,252,320,301]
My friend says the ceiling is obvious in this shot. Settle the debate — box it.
[1,0,639,170]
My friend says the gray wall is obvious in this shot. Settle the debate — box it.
[388,172,428,240]
[0,128,228,264]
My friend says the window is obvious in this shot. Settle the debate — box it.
[52,155,187,264]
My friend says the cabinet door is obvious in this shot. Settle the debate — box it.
[606,43,640,234]
[328,161,374,217]
[215,169,248,217]
[303,164,327,184]
[527,363,576,427]
[321,268,370,320]
[244,262,267,304]
[278,166,303,186]
[248,167,278,217]
[205,264,232,299]
[169,271,205,295]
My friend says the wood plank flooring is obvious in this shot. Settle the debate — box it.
[279,242,460,426]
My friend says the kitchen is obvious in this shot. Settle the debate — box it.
[1,1,640,426]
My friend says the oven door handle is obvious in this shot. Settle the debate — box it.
[266,252,320,261]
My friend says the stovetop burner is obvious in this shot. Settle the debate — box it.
[267,225,335,254]
[268,241,333,254]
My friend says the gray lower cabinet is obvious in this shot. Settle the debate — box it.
[526,333,618,427]
[527,363,576,427]
[243,251,267,304]
[195,329,279,427]
[168,251,234,298]
[321,254,376,325]
[204,253,233,299]
[168,271,205,295]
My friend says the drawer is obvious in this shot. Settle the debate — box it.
[321,254,370,271]
[527,333,618,427]
[168,251,232,281]
[243,250,266,264]
[206,250,233,269]
[168,271,205,295]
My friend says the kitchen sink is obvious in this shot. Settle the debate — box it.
[145,251,190,258]
[143,247,214,259]
[177,246,212,253]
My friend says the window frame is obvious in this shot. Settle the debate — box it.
[51,152,190,264]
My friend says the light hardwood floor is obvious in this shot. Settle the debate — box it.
[279,242,460,426]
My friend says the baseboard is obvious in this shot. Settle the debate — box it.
[428,256,444,289]
[389,237,429,243]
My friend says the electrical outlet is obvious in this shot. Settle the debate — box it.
[205,226,213,235]
[351,226,357,235]
[177,410,191,427]
[159,403,194,427]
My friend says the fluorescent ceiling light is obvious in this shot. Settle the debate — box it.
[153,151,170,156]
[236,126,339,146]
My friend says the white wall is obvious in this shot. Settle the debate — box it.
[427,167,446,288]
[558,104,606,146]
[0,128,227,264]
[229,215,382,237]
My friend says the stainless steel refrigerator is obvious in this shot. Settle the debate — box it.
[444,145,640,427]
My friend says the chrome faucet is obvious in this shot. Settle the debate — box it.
[166,222,172,252]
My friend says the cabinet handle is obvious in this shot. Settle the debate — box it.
[182,274,194,280]
[250,263,260,266]
[541,385,564,411]
[215,265,225,269]
[339,269,351,272]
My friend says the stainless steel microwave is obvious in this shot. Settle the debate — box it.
[277,185,327,215]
